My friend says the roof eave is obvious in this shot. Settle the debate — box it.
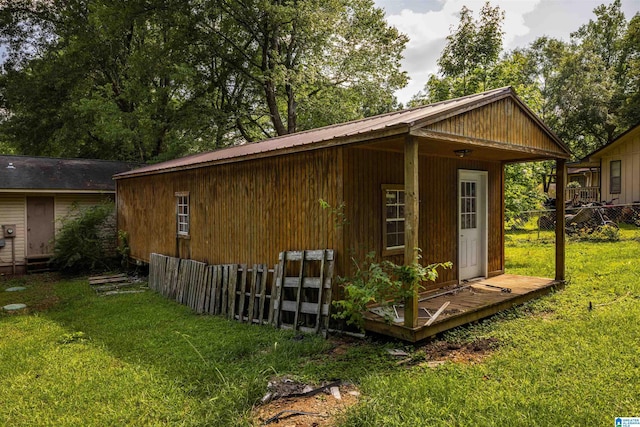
[114,123,411,179]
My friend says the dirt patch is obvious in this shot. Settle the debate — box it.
[252,378,360,427]
[413,337,500,366]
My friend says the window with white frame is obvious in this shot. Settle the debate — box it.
[610,160,621,194]
[383,186,405,252]
[176,192,190,236]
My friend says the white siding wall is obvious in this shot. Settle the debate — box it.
[600,130,640,204]
[0,193,114,270]
[54,194,114,232]
[0,194,26,266]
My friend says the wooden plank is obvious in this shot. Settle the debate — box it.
[321,250,335,333]
[404,134,419,328]
[292,250,306,330]
[168,256,180,299]
[228,264,238,320]
[237,264,248,322]
[275,300,330,316]
[89,273,127,281]
[267,264,278,325]
[199,266,210,314]
[89,276,129,285]
[93,282,137,293]
[425,301,450,326]
[273,253,286,328]
[283,277,321,288]
[221,265,229,316]
[247,264,259,324]
[194,261,205,312]
[258,264,269,324]
[213,265,222,315]
[314,250,326,333]
[177,260,188,303]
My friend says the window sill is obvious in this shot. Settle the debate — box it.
[177,234,191,240]
[382,247,404,257]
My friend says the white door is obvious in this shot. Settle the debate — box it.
[458,170,487,281]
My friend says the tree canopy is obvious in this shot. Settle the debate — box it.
[0,0,408,161]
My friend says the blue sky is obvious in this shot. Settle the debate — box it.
[373,0,640,104]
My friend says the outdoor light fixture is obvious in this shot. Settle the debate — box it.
[454,149,472,158]
[6,162,15,169]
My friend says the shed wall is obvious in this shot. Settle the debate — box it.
[54,194,114,232]
[426,98,562,155]
[341,146,504,288]
[117,148,341,266]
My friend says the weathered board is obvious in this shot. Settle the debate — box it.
[272,249,334,335]
[148,253,278,327]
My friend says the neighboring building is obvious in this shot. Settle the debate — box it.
[576,123,640,204]
[0,155,137,274]
[115,87,571,341]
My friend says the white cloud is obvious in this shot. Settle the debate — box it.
[376,0,640,104]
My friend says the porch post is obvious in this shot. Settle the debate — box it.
[555,158,566,281]
[404,135,419,328]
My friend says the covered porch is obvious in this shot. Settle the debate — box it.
[358,87,571,341]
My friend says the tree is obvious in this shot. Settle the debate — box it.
[410,1,504,105]
[0,0,408,161]
[0,0,209,161]
[203,0,407,140]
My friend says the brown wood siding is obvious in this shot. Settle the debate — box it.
[426,98,562,155]
[341,146,503,288]
[117,148,341,266]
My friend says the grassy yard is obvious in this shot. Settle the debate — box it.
[2,228,640,426]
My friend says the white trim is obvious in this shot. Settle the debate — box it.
[458,169,488,282]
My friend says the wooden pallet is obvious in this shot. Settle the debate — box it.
[88,273,137,294]
[272,250,334,335]
[148,251,334,335]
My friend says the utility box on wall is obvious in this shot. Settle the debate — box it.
[2,224,16,238]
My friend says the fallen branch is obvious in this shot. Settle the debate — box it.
[262,410,327,425]
[594,291,632,307]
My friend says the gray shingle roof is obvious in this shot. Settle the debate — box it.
[0,155,138,191]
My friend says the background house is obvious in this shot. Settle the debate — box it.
[576,123,640,204]
[115,87,571,340]
[0,156,137,274]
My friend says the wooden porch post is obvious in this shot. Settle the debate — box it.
[555,158,566,281]
[404,135,419,328]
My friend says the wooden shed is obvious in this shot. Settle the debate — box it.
[0,155,137,274]
[115,87,571,341]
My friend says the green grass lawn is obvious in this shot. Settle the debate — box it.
[2,228,640,426]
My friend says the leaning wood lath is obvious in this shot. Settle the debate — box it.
[148,250,334,334]
[149,253,277,325]
[272,250,334,335]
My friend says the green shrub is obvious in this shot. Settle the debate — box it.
[333,251,452,330]
[50,202,118,273]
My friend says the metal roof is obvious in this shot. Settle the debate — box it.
[115,87,569,179]
[0,155,139,191]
